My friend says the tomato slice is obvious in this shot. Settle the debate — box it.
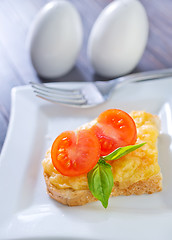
[91,109,137,156]
[51,129,100,176]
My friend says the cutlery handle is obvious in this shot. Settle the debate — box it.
[113,68,172,88]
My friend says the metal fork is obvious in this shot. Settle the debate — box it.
[31,68,172,108]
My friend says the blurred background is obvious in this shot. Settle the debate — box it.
[0,0,172,152]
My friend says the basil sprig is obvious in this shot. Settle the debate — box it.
[87,143,146,208]
[87,159,113,208]
[103,142,146,161]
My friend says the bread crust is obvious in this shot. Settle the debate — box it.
[44,171,162,206]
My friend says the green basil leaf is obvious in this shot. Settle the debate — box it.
[103,142,146,161]
[87,159,114,208]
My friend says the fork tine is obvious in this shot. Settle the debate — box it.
[30,82,81,95]
[33,87,84,99]
[31,82,84,99]
[34,90,87,105]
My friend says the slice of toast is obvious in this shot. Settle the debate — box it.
[42,111,162,206]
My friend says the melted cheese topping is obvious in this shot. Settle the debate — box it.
[42,111,160,190]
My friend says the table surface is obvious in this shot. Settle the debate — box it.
[0,0,172,153]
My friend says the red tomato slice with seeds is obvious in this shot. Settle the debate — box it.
[51,129,100,176]
[91,109,137,156]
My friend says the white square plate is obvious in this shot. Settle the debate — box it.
[0,78,172,240]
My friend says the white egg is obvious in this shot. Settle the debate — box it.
[27,0,83,78]
[87,0,149,78]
